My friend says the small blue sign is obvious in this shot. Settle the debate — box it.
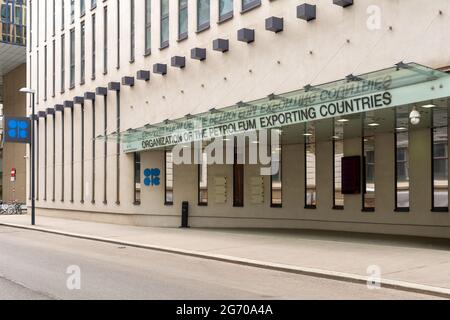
[144,168,161,186]
[3,117,31,144]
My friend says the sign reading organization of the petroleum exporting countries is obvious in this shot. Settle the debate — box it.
[122,72,450,153]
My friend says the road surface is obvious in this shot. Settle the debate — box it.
[0,226,440,300]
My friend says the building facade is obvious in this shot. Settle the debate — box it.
[27,0,450,238]
[1,0,26,202]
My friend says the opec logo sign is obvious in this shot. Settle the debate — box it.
[3,117,31,144]
[144,168,161,187]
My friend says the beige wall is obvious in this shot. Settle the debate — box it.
[28,0,450,237]
[2,63,27,202]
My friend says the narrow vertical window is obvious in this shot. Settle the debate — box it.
[160,0,169,48]
[80,21,85,84]
[233,145,244,207]
[91,13,96,79]
[61,106,65,202]
[44,0,47,42]
[52,39,55,96]
[197,0,210,31]
[130,0,135,62]
[395,109,409,211]
[52,112,56,202]
[242,0,260,12]
[61,0,65,30]
[432,105,449,211]
[44,45,47,100]
[103,6,107,74]
[36,50,39,102]
[91,0,97,9]
[80,0,85,16]
[70,0,74,23]
[80,102,85,203]
[305,124,316,208]
[69,28,75,88]
[219,0,233,22]
[29,0,32,50]
[44,115,47,201]
[178,0,188,40]
[198,144,208,205]
[333,120,344,209]
[133,152,141,205]
[103,95,107,204]
[362,134,375,211]
[91,97,96,204]
[36,0,39,45]
[165,150,173,205]
[271,137,282,207]
[116,0,120,69]
[60,34,65,92]
[70,104,74,202]
[144,0,151,54]
[36,118,40,200]
[52,0,55,36]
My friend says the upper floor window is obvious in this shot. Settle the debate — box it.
[130,0,135,62]
[178,0,188,40]
[160,0,169,48]
[144,0,151,54]
[69,28,75,87]
[197,0,210,32]
[242,0,260,12]
[80,0,85,16]
[61,0,65,30]
[219,0,233,22]
[91,0,97,9]
[70,0,75,23]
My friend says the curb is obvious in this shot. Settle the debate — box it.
[1,222,449,299]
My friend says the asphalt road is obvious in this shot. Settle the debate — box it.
[0,226,441,300]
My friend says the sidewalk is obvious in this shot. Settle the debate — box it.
[1,214,449,298]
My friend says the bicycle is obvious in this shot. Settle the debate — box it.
[0,202,25,215]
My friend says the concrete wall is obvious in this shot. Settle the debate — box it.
[2,63,27,202]
[28,0,450,237]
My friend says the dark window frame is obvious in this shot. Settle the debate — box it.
[133,152,141,205]
[233,146,244,207]
[241,0,260,13]
[270,143,282,208]
[219,0,233,23]
[178,0,188,41]
[394,128,410,212]
[196,0,210,33]
[160,0,169,49]
[332,138,344,210]
[165,150,174,206]
[361,136,376,212]
[304,136,317,209]
[431,108,449,212]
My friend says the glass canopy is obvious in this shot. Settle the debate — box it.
[97,63,450,152]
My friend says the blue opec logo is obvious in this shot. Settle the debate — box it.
[143,168,161,186]
[4,117,31,144]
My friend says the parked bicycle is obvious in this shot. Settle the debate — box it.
[0,202,25,215]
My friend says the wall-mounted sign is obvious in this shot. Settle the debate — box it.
[3,117,31,144]
[118,64,450,152]
[143,168,161,186]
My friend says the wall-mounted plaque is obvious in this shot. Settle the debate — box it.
[214,176,227,204]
